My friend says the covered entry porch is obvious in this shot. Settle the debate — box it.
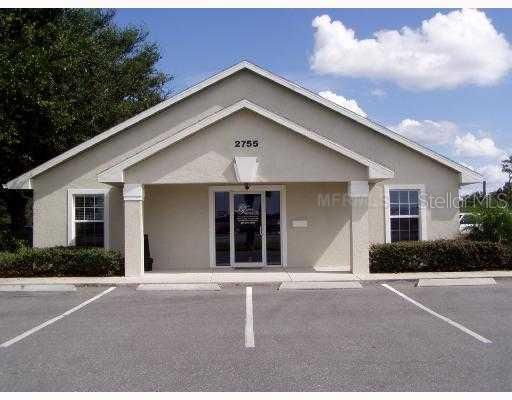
[97,100,395,277]
[121,181,375,277]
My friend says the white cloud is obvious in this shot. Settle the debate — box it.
[454,133,506,159]
[460,160,509,195]
[371,88,386,97]
[388,116,508,195]
[390,118,458,145]
[318,90,367,117]
[390,117,507,160]
[477,163,508,191]
[310,9,512,90]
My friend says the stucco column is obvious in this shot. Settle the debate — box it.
[123,184,144,277]
[348,181,369,275]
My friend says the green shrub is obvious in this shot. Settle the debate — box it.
[370,239,512,273]
[466,204,512,243]
[0,246,123,277]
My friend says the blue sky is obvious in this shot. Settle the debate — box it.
[115,9,512,193]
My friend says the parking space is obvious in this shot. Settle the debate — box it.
[0,281,511,391]
[387,279,512,344]
[0,287,107,345]
[0,286,251,391]
[248,283,511,391]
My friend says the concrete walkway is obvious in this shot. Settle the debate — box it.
[0,268,511,286]
[0,267,358,285]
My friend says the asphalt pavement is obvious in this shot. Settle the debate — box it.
[0,280,511,391]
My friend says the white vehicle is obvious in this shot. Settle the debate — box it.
[459,212,477,234]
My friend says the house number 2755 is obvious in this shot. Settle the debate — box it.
[234,139,259,148]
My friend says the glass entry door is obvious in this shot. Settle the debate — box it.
[232,193,263,266]
[213,187,283,268]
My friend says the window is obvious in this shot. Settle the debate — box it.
[68,189,109,248]
[74,194,105,247]
[389,189,420,242]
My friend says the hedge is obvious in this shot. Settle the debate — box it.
[0,246,123,277]
[370,239,512,273]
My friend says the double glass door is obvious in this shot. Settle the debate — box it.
[214,190,281,268]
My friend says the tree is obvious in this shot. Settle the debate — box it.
[0,9,171,246]
[502,156,512,191]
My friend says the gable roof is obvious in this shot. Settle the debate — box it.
[97,99,394,183]
[3,60,482,189]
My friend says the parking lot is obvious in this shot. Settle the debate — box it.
[1,280,512,391]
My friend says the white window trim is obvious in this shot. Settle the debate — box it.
[67,189,110,248]
[208,185,287,269]
[384,184,427,243]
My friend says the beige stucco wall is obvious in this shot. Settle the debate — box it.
[30,68,460,253]
[32,175,124,250]
[221,71,460,243]
[124,197,144,276]
[144,185,210,270]
[144,183,350,271]
[125,109,367,184]
[367,176,460,244]
[286,183,351,268]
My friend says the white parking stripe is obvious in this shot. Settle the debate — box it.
[245,286,255,348]
[382,284,492,344]
[0,287,116,348]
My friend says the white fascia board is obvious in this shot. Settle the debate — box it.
[2,178,32,189]
[98,105,223,178]
[4,60,481,189]
[4,64,248,189]
[460,171,485,185]
[100,99,392,183]
[369,165,394,180]
[97,103,250,182]
[98,170,124,184]
[242,101,394,180]
[243,62,482,184]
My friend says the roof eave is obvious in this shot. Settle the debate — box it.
[368,165,395,180]
[4,60,485,188]
[4,177,32,190]
[461,171,485,185]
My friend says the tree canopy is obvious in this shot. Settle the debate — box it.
[0,9,172,246]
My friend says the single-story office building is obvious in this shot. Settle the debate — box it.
[4,61,483,276]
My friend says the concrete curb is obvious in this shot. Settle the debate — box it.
[356,271,512,281]
[279,281,362,290]
[417,278,497,287]
[1,271,511,286]
[136,283,221,291]
[0,284,77,292]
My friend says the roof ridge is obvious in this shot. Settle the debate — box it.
[4,60,482,189]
